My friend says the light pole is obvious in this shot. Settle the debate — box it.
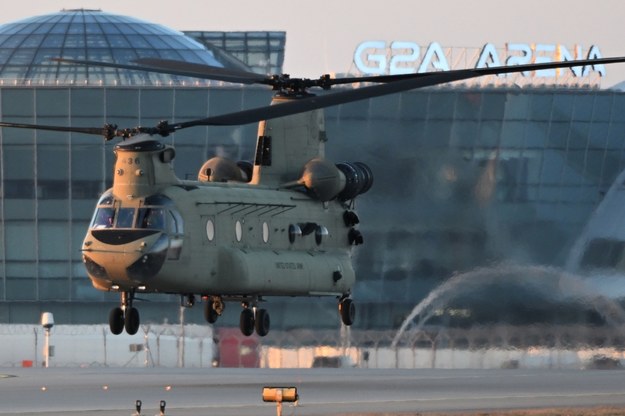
[41,312,54,368]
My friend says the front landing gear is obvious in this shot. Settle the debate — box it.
[109,290,140,335]
[109,307,124,335]
[239,301,270,337]
[339,297,355,326]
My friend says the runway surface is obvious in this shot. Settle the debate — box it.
[1,367,625,415]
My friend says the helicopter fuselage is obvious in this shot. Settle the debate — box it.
[81,131,359,306]
[74,102,371,336]
[83,181,355,299]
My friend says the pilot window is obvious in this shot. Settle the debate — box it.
[137,208,166,230]
[116,208,135,228]
[90,193,183,234]
[92,207,115,229]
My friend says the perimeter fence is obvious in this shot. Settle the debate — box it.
[260,325,625,369]
[1,324,624,369]
[0,324,215,368]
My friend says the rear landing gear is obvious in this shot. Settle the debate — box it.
[109,290,140,335]
[339,297,355,326]
[255,308,270,337]
[240,308,255,336]
[239,301,270,337]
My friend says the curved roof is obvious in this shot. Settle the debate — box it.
[0,9,229,86]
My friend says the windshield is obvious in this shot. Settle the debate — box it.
[90,194,182,233]
[91,207,115,229]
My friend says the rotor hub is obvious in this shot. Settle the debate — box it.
[271,74,333,96]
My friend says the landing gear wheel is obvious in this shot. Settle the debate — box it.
[339,298,355,326]
[204,301,220,324]
[239,308,255,336]
[125,307,140,335]
[109,307,124,335]
[255,309,270,337]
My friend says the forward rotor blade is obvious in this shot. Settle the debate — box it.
[0,121,111,137]
[169,56,625,127]
[133,58,271,85]
[52,58,266,85]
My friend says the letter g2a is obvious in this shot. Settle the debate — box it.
[354,41,387,75]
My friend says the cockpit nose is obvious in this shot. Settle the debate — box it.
[83,191,185,286]
[83,230,169,284]
[126,233,169,281]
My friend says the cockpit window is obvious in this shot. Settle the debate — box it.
[90,191,116,228]
[90,193,183,234]
[116,208,135,228]
[137,208,166,230]
[91,206,133,229]
[92,207,115,229]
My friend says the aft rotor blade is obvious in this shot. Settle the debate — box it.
[129,59,398,89]
[53,58,266,85]
[171,56,625,127]
[320,56,625,85]
[127,56,625,89]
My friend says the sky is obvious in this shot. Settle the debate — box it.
[3,0,625,87]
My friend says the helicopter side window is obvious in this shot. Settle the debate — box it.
[92,207,115,229]
[137,208,166,230]
[116,208,135,228]
[167,210,181,235]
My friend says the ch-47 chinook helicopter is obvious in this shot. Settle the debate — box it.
[1,55,625,337]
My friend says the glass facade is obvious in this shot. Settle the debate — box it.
[325,88,625,327]
[185,31,286,75]
[1,84,625,328]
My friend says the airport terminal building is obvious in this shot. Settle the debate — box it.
[1,9,625,329]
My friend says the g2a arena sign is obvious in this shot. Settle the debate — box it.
[353,41,606,80]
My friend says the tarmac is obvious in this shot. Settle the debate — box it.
[2,367,625,415]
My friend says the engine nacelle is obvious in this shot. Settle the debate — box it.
[299,158,373,202]
[336,161,374,201]
[198,157,252,183]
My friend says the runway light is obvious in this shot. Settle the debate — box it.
[262,387,298,416]
[102,385,108,390]
[41,386,47,392]
[262,387,298,403]
[164,385,172,391]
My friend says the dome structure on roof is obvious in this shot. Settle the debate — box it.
[0,9,234,86]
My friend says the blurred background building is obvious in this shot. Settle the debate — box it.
[0,9,624,330]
